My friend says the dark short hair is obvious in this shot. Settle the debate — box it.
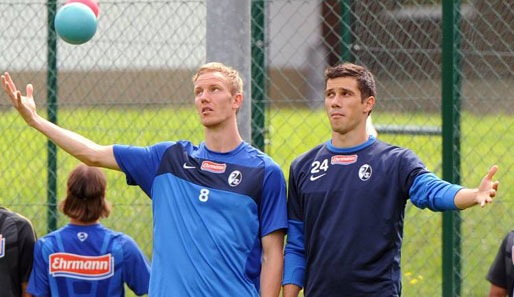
[60,164,111,223]
[324,63,376,102]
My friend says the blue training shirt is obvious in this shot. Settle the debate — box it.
[283,137,462,297]
[113,140,288,297]
[27,223,150,297]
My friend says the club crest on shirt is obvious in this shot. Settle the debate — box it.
[77,232,88,242]
[0,234,5,258]
[359,164,372,181]
[49,252,114,280]
[228,170,242,187]
[201,161,227,173]
[331,155,358,165]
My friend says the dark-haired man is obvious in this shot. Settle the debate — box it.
[282,63,500,297]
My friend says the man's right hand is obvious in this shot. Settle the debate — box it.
[1,72,120,171]
[1,72,40,127]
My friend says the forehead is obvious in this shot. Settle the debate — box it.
[325,76,359,92]
[194,71,229,87]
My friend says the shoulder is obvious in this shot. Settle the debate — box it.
[112,232,143,254]
[33,227,67,253]
[371,140,420,160]
[291,143,326,170]
[0,208,35,233]
[235,142,280,169]
[504,230,514,243]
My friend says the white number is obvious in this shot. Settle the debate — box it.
[199,189,209,202]
[311,159,329,174]
[320,159,329,171]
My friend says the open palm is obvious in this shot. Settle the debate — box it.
[1,72,38,125]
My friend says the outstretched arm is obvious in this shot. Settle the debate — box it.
[454,165,499,209]
[1,72,119,170]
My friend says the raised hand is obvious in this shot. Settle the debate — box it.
[1,72,39,126]
[477,165,499,207]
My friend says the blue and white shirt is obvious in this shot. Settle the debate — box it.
[283,136,462,297]
[114,140,288,297]
[27,223,150,297]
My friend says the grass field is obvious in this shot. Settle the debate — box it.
[1,106,513,297]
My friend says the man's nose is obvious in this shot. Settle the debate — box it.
[200,92,210,103]
[331,96,342,108]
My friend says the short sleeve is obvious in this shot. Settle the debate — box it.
[121,235,151,296]
[259,160,288,237]
[26,240,50,297]
[17,218,36,283]
[487,233,510,289]
[113,142,174,197]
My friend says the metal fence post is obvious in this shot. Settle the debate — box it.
[340,0,353,63]
[47,0,58,233]
[251,0,266,151]
[442,0,462,296]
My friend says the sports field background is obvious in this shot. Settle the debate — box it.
[2,0,514,296]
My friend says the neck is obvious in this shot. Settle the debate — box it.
[70,218,99,226]
[204,119,243,152]
[331,126,369,148]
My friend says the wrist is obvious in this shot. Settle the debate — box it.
[28,114,43,129]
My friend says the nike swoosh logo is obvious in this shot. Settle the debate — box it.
[310,174,326,181]
[183,163,196,169]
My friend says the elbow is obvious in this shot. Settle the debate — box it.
[77,145,108,167]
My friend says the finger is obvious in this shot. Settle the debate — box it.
[4,72,17,93]
[3,78,17,106]
[16,91,22,107]
[481,199,485,207]
[26,84,33,98]
[485,165,498,180]
[492,181,499,191]
[3,77,16,100]
[1,76,8,93]
[489,189,496,198]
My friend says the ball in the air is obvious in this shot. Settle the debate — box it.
[55,2,98,45]
[65,0,99,18]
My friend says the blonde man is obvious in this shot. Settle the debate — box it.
[2,63,287,297]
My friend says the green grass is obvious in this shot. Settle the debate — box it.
[1,106,513,297]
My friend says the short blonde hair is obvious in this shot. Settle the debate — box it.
[192,62,243,96]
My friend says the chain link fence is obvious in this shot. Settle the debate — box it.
[1,0,514,296]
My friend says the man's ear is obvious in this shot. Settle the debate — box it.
[233,93,243,110]
[364,96,375,114]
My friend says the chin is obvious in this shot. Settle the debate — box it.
[330,123,351,135]
[202,119,222,128]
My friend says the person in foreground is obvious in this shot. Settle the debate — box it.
[282,63,500,297]
[487,230,514,297]
[0,206,37,297]
[26,164,150,297]
[2,62,287,297]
